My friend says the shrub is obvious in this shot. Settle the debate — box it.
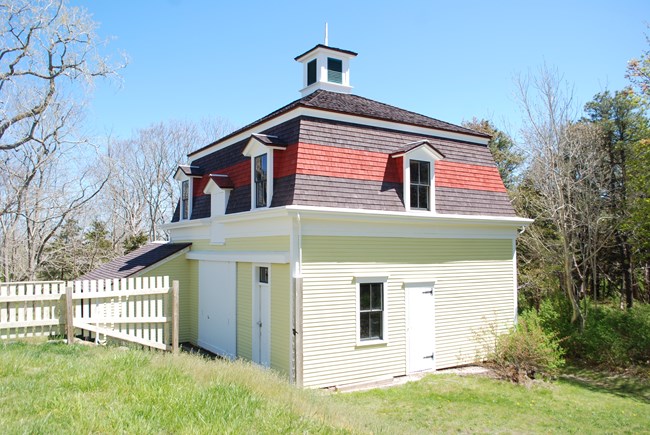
[486,310,565,383]
[536,298,650,368]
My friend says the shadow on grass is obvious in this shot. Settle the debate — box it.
[559,366,650,404]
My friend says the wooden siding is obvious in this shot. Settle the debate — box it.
[189,236,289,252]
[140,254,198,343]
[299,117,495,166]
[143,236,288,347]
[270,264,291,377]
[300,236,514,388]
[236,262,253,360]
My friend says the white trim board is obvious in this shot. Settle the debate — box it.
[186,250,290,264]
[188,107,489,161]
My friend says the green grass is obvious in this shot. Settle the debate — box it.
[1,342,649,434]
[333,370,650,434]
[0,342,362,433]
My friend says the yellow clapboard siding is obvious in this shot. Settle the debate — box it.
[300,236,514,388]
[237,262,252,360]
[140,252,198,343]
[190,236,289,252]
[270,264,290,377]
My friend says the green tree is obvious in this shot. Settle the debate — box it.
[462,118,523,189]
[84,220,113,273]
[584,90,650,308]
[123,233,148,254]
[39,219,84,280]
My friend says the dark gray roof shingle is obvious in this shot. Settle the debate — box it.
[189,90,487,157]
[78,242,192,280]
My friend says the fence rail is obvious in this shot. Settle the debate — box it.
[0,277,179,352]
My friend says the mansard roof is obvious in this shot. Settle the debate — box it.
[189,90,488,158]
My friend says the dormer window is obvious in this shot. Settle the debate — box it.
[255,154,268,208]
[410,160,430,210]
[174,165,203,221]
[242,134,288,211]
[327,58,343,84]
[181,180,190,219]
[391,141,445,213]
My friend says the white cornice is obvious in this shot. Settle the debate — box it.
[284,205,533,227]
[186,250,290,264]
[161,217,211,231]
[187,107,489,161]
[210,205,532,228]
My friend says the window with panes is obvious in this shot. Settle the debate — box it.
[181,180,190,219]
[254,154,268,208]
[359,282,383,340]
[410,160,430,210]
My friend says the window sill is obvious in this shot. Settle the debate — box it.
[355,339,388,348]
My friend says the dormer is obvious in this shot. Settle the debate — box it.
[173,165,203,220]
[295,44,357,97]
[242,134,287,210]
[203,174,234,217]
[391,141,445,213]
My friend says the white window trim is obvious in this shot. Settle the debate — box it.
[174,167,202,222]
[396,145,443,213]
[180,178,192,221]
[354,275,389,347]
[243,139,275,211]
[252,152,272,210]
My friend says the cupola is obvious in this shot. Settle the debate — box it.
[295,30,357,97]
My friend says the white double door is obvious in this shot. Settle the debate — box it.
[407,285,436,373]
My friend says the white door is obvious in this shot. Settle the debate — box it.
[252,265,271,367]
[407,285,435,373]
[198,261,236,358]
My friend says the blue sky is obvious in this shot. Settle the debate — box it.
[73,0,648,143]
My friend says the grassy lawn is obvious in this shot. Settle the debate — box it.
[1,342,649,434]
[333,371,650,433]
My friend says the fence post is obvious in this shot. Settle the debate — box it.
[172,280,179,354]
[65,285,74,345]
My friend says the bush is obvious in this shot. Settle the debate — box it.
[536,298,650,368]
[486,310,565,383]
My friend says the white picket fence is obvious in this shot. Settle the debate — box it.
[0,276,179,352]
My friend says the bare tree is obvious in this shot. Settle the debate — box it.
[0,116,108,280]
[0,0,124,151]
[516,66,612,328]
[99,118,233,248]
[0,0,123,281]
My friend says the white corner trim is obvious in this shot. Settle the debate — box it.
[186,250,290,264]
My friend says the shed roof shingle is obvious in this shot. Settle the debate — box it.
[78,242,192,281]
